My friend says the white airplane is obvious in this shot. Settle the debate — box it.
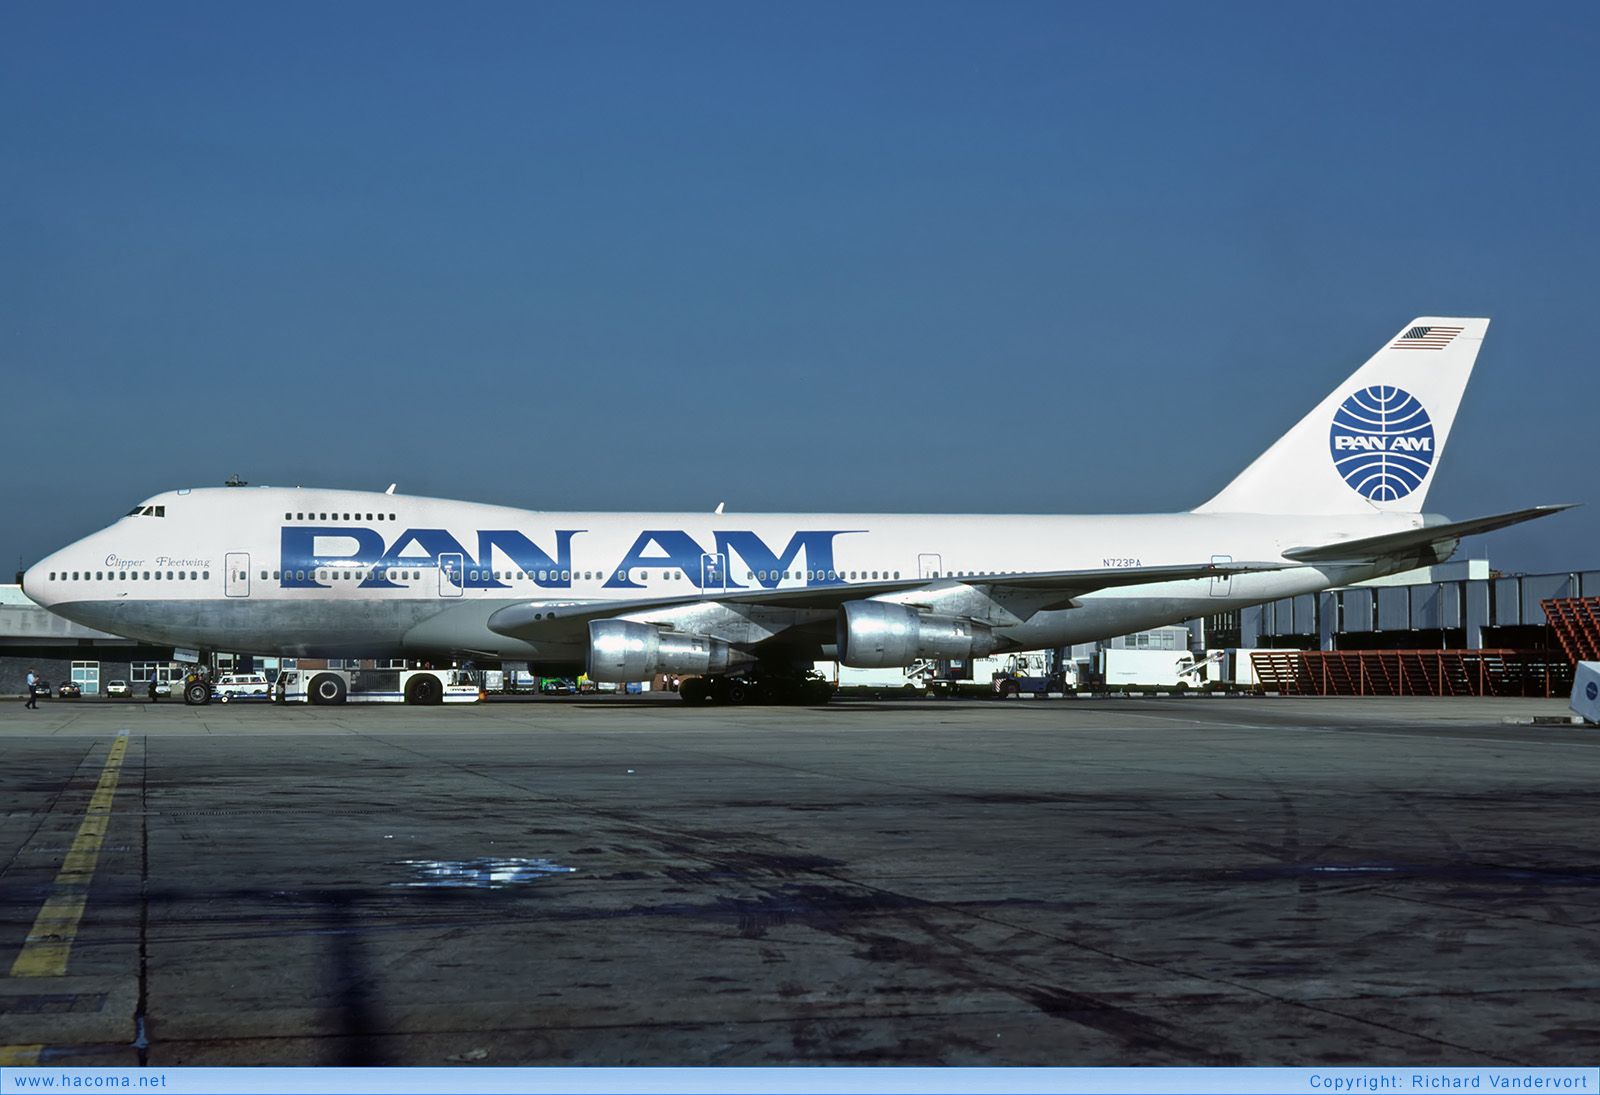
[22,316,1569,705]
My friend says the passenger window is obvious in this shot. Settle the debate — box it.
[539,570,548,581]
[366,513,373,521]
[259,571,266,580]
[192,571,199,580]
[894,571,900,579]
[273,571,280,579]
[562,570,571,581]
[318,571,327,580]
[296,513,303,520]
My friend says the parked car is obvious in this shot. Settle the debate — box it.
[29,680,51,700]
[106,680,131,698]
[56,681,81,699]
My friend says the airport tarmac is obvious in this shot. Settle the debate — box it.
[0,694,1596,1068]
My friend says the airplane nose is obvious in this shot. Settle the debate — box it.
[20,563,41,605]
[20,558,56,607]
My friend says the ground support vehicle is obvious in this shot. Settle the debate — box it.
[273,667,480,705]
[214,673,272,703]
[990,653,1072,698]
[678,667,834,706]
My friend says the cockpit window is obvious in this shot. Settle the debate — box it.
[125,505,167,518]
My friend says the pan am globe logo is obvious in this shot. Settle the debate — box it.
[1329,386,1435,501]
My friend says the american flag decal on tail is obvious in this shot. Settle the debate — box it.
[1391,325,1464,350]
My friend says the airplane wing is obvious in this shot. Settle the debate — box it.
[1282,505,1576,566]
[484,559,1290,644]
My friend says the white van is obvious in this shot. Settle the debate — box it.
[214,673,272,702]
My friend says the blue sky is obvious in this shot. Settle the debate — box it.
[4,1,1597,576]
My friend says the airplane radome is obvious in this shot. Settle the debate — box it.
[22,317,1570,706]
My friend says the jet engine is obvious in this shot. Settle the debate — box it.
[836,600,1000,668]
[586,620,749,682]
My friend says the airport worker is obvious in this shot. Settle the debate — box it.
[25,668,38,709]
[148,675,159,703]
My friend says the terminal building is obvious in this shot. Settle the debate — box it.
[3,557,1594,698]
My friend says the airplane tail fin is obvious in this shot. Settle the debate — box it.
[1193,317,1488,515]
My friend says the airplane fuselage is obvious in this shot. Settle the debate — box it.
[25,485,1427,664]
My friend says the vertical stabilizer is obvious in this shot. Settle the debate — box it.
[1193,317,1488,515]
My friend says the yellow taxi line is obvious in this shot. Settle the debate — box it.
[9,732,131,979]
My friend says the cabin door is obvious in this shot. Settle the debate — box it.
[225,553,250,597]
[700,553,728,597]
[438,553,464,597]
[1211,555,1232,597]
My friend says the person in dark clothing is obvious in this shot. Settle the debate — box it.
[25,668,39,709]
[148,676,159,703]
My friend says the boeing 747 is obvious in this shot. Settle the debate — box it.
[22,317,1570,704]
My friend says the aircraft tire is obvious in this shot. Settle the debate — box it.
[713,677,750,705]
[309,673,347,705]
[183,681,211,706]
[406,675,444,705]
[678,677,710,705]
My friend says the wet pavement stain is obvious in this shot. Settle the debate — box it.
[389,857,578,889]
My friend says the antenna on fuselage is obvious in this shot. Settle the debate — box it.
[714,502,724,515]
[386,484,397,495]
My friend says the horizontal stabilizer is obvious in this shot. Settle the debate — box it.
[1282,505,1576,565]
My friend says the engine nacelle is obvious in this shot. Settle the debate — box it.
[836,601,998,668]
[587,620,746,682]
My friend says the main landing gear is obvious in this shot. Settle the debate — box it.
[678,666,834,706]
